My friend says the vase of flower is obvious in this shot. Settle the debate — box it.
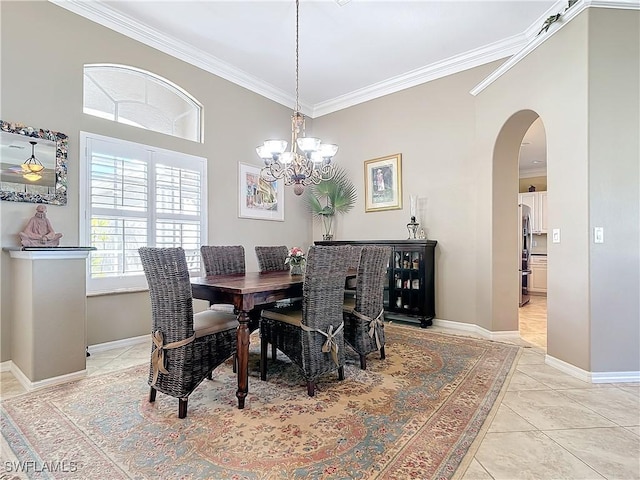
[285,246,306,275]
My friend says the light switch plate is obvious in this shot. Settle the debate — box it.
[552,228,561,243]
[594,227,604,243]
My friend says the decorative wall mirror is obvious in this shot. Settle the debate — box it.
[0,120,68,205]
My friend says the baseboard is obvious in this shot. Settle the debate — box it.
[433,318,639,384]
[432,318,519,341]
[88,334,150,355]
[10,363,87,392]
[546,354,640,383]
[0,361,12,373]
[590,370,640,383]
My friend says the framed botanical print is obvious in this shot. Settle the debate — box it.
[238,162,284,221]
[364,153,402,212]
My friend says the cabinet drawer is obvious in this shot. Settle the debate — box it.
[530,255,547,266]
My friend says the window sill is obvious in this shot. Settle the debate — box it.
[87,287,149,298]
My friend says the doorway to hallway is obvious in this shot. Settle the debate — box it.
[519,295,547,350]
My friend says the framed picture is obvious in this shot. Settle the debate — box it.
[364,153,402,212]
[238,162,284,221]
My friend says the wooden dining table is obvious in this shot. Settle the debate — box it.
[190,271,304,409]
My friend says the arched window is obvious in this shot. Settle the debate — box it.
[83,64,202,142]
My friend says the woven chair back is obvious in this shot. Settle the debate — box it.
[200,245,245,276]
[138,247,194,343]
[301,245,351,344]
[255,245,289,272]
[347,245,364,270]
[354,246,392,319]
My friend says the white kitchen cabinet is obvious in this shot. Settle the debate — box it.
[530,255,547,294]
[538,191,547,233]
[519,191,547,234]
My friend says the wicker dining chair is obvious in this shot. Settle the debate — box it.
[255,245,289,272]
[139,247,237,418]
[344,245,364,298]
[260,245,351,396]
[200,244,245,314]
[343,245,391,370]
[200,245,255,372]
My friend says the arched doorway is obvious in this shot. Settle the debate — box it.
[490,110,548,342]
[518,117,548,349]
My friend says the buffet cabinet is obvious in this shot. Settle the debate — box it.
[315,239,437,327]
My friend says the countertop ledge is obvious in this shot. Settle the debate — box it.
[3,246,96,251]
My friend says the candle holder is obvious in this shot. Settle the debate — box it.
[407,216,419,239]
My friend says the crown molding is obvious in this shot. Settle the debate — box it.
[470,0,640,96]
[51,0,635,118]
[48,0,315,115]
[312,33,529,117]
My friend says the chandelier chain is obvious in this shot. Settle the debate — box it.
[295,0,300,113]
[255,0,338,195]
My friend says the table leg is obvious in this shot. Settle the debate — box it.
[236,310,250,409]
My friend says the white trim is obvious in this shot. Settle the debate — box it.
[0,361,12,373]
[312,33,529,117]
[433,317,520,340]
[590,370,640,383]
[7,249,92,260]
[88,334,150,355]
[546,354,640,383]
[471,0,640,96]
[50,0,300,113]
[10,362,87,392]
[434,318,640,384]
[47,0,581,118]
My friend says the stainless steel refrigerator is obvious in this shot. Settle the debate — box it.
[519,204,533,307]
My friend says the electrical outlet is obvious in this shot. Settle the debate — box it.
[533,240,537,247]
[552,228,561,243]
[594,227,604,243]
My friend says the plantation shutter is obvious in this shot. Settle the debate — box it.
[82,133,206,293]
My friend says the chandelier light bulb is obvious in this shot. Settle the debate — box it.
[23,172,42,182]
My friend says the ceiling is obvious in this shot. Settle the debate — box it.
[53,0,558,175]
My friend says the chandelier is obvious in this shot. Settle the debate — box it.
[21,141,45,182]
[256,0,338,196]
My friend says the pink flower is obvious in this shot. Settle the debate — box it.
[285,247,306,266]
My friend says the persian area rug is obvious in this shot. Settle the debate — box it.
[1,324,520,480]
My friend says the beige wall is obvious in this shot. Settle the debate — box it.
[478,11,592,369]
[476,8,639,372]
[313,63,501,326]
[2,3,637,376]
[0,2,312,358]
[587,9,639,372]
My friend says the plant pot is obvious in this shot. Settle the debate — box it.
[321,214,333,241]
[290,264,304,275]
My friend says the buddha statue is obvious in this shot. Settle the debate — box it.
[19,205,63,247]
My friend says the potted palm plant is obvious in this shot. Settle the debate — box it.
[305,167,357,240]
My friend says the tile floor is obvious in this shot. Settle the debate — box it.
[1,296,638,479]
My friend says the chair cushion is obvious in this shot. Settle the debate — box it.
[262,307,302,327]
[210,303,235,313]
[193,309,237,338]
[343,297,355,313]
